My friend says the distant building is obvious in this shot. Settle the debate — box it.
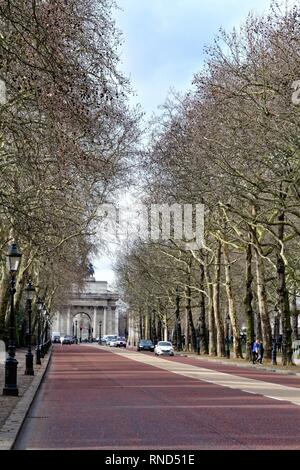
[51,277,119,340]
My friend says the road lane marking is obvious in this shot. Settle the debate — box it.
[95,347,300,407]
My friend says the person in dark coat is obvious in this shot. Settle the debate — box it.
[257,340,264,364]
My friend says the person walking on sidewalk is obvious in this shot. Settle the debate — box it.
[252,339,260,363]
[257,340,264,364]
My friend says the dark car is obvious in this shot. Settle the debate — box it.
[52,335,60,344]
[137,339,154,352]
[61,335,73,345]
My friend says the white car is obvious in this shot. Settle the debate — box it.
[154,341,174,356]
[103,335,117,345]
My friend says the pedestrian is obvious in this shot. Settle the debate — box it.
[252,339,260,363]
[257,340,264,364]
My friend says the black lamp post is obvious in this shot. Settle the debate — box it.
[36,298,43,364]
[25,280,35,375]
[75,320,78,344]
[98,321,102,345]
[175,286,182,351]
[79,325,82,343]
[3,243,22,396]
[40,307,46,358]
[44,311,50,351]
[272,312,279,365]
[226,314,230,359]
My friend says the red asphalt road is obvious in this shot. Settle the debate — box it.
[14,345,300,450]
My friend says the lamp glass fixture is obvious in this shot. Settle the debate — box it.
[26,280,35,301]
[7,243,22,273]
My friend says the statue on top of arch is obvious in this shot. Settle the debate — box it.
[87,262,95,278]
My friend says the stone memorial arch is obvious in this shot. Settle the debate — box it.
[51,277,119,340]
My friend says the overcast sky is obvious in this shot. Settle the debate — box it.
[94,0,272,285]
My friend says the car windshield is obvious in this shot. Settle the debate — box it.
[141,340,153,345]
[158,341,172,346]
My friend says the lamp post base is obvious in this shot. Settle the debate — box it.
[36,347,41,365]
[3,386,19,396]
[2,356,19,396]
[25,352,34,376]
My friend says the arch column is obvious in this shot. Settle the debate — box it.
[93,307,97,339]
[58,311,61,333]
[115,308,119,336]
[67,307,71,335]
[103,306,107,335]
[109,306,114,334]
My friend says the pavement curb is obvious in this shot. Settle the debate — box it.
[0,349,52,450]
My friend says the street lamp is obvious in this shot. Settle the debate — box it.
[40,306,46,358]
[226,314,230,359]
[98,321,102,345]
[79,325,82,343]
[272,310,279,365]
[25,280,35,375]
[175,286,182,351]
[75,320,78,344]
[36,298,43,365]
[3,243,22,396]
[44,310,50,352]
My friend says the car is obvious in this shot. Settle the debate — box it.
[52,335,61,344]
[102,335,118,345]
[137,339,154,352]
[116,337,126,348]
[108,338,118,347]
[60,335,73,345]
[154,341,174,356]
[52,331,61,343]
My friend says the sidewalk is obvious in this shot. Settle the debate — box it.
[176,351,300,376]
[0,347,51,450]
[123,345,300,376]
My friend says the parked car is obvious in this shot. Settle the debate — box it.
[116,337,126,348]
[108,338,118,347]
[154,341,174,356]
[137,339,154,352]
